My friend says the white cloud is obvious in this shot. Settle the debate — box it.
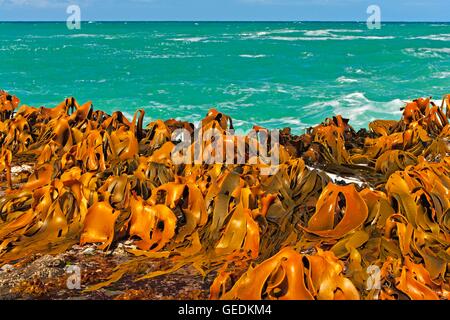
[1,0,78,8]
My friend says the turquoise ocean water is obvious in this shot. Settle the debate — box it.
[1,22,449,133]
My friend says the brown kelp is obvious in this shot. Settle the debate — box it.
[0,89,449,300]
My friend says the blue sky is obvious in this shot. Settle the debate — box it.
[0,0,449,21]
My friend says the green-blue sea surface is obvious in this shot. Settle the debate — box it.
[1,22,449,133]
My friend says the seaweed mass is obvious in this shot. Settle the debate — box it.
[0,89,449,300]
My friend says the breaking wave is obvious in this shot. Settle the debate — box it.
[239,54,267,58]
[336,76,359,84]
[408,34,450,41]
[403,48,450,59]
[265,35,395,41]
[169,37,209,42]
[305,93,404,129]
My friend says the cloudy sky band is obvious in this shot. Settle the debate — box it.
[0,0,448,22]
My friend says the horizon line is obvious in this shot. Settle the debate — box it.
[1,20,449,23]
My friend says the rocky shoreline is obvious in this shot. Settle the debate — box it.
[0,242,215,300]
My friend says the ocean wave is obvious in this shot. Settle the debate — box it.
[345,67,368,75]
[24,33,133,40]
[223,84,271,96]
[239,54,267,58]
[68,34,104,38]
[75,79,108,84]
[222,83,305,99]
[0,44,29,51]
[169,37,209,43]
[306,93,404,128]
[259,117,304,127]
[303,30,331,37]
[408,34,450,41]
[242,28,364,39]
[303,29,364,37]
[242,28,389,42]
[300,52,314,59]
[403,48,450,59]
[240,29,303,37]
[122,111,135,121]
[336,76,358,84]
[431,71,450,79]
[134,53,211,59]
[266,35,394,41]
[25,34,105,39]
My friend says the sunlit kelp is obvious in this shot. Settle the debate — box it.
[0,89,449,300]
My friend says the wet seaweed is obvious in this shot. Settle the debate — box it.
[0,89,449,300]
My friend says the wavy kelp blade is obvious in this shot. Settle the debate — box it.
[219,247,314,300]
[306,248,360,300]
[303,183,368,239]
[80,201,119,250]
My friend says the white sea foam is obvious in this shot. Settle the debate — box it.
[74,79,108,84]
[242,28,388,42]
[408,34,450,41]
[243,28,364,39]
[240,29,303,37]
[0,44,29,51]
[239,54,267,58]
[300,52,314,59]
[267,35,394,41]
[303,29,364,37]
[69,34,102,38]
[169,37,208,42]
[122,111,135,122]
[431,71,450,79]
[25,33,118,40]
[403,47,450,59]
[303,30,331,37]
[257,117,304,127]
[345,67,367,75]
[306,92,404,128]
[223,84,271,96]
[336,76,358,84]
[134,53,211,59]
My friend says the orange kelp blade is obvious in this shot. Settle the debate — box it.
[396,257,441,300]
[80,201,120,250]
[306,248,360,300]
[129,194,177,252]
[0,147,12,189]
[214,200,260,259]
[219,247,314,300]
[303,183,368,239]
